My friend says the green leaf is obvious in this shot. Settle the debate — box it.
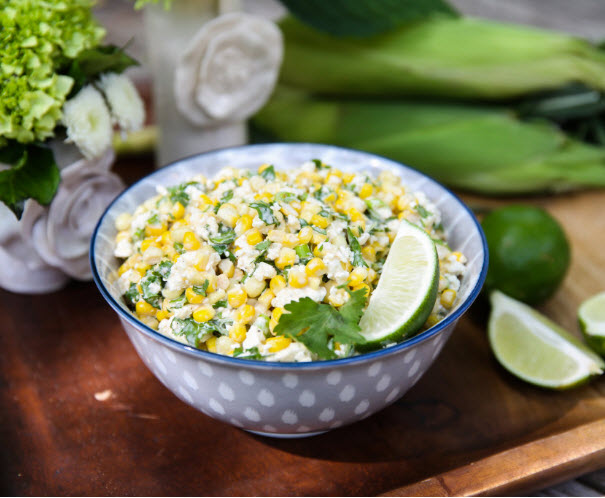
[0,144,60,219]
[295,244,312,264]
[274,291,367,360]
[275,191,297,203]
[123,283,140,310]
[193,280,210,296]
[169,293,187,309]
[260,164,276,181]
[212,300,227,309]
[66,44,139,95]
[279,0,458,37]
[173,241,185,254]
[347,228,368,268]
[250,201,277,225]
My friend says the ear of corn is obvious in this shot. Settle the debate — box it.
[253,86,605,194]
[278,16,605,100]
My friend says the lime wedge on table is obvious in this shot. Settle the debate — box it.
[359,221,439,349]
[488,291,604,389]
[579,292,605,356]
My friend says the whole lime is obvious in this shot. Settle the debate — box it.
[482,205,570,305]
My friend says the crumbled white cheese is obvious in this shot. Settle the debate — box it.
[271,286,326,308]
[253,262,277,281]
[114,239,133,258]
[264,341,313,362]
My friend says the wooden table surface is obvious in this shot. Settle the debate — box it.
[1,156,605,496]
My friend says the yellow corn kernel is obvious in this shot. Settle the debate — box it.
[235,214,253,235]
[269,318,279,333]
[136,300,155,315]
[227,286,247,308]
[396,196,409,211]
[244,277,265,298]
[194,251,210,272]
[134,262,150,276]
[266,336,292,353]
[312,231,327,245]
[193,306,215,323]
[343,172,355,183]
[310,214,329,229]
[229,322,247,343]
[440,289,457,309]
[145,222,165,237]
[270,275,287,294]
[183,231,201,251]
[275,247,296,269]
[267,229,285,243]
[171,202,185,219]
[348,267,369,287]
[216,203,238,227]
[352,283,371,297]
[282,233,299,248]
[139,316,159,330]
[308,276,321,290]
[348,208,363,222]
[388,231,396,243]
[118,262,131,276]
[116,230,130,242]
[359,184,373,199]
[289,268,308,288]
[207,289,226,305]
[218,258,235,278]
[235,304,256,324]
[361,245,376,262]
[272,307,284,323]
[367,268,377,283]
[334,199,347,213]
[160,230,172,245]
[298,226,313,244]
[323,192,337,203]
[185,287,205,304]
[140,238,157,253]
[246,229,263,246]
[156,309,170,321]
[426,314,440,328]
[258,289,274,308]
[115,213,132,231]
[305,257,327,277]
[206,336,217,353]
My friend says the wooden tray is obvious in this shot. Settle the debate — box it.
[2,159,605,496]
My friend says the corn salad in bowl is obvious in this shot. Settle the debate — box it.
[112,160,467,362]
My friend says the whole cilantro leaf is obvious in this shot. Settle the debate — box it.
[274,288,367,360]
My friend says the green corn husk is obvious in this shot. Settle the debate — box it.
[279,16,605,100]
[252,87,605,194]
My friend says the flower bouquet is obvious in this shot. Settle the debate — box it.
[0,0,145,293]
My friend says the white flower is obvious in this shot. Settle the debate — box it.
[99,73,145,133]
[174,12,283,126]
[0,203,68,294]
[20,150,124,280]
[62,85,112,159]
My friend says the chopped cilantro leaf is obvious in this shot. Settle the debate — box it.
[169,293,187,309]
[250,201,277,225]
[260,165,276,181]
[416,205,431,218]
[312,159,330,170]
[133,228,145,241]
[275,191,296,203]
[312,225,327,235]
[167,182,196,207]
[173,241,185,254]
[213,300,227,309]
[147,213,160,225]
[213,189,234,213]
[193,279,210,296]
[123,283,140,310]
[295,244,312,264]
[233,346,263,360]
[209,224,236,254]
[274,288,368,360]
[156,260,173,279]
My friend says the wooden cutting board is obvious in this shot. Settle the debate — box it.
[1,158,605,496]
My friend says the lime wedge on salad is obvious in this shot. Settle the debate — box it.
[488,291,604,389]
[579,292,605,356]
[359,220,439,349]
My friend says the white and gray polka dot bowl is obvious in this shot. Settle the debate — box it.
[91,143,488,438]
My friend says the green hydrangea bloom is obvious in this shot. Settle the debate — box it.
[0,0,105,143]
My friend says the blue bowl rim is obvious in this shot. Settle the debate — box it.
[91,142,488,371]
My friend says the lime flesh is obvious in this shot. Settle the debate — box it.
[579,292,605,356]
[489,291,604,389]
[359,221,439,349]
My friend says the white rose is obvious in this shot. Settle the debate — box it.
[174,12,283,126]
[0,203,69,294]
[62,85,113,159]
[98,73,146,133]
[20,150,124,280]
